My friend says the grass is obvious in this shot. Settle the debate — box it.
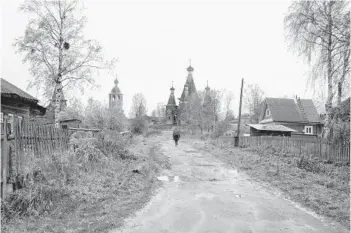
[1,131,169,233]
[192,139,350,230]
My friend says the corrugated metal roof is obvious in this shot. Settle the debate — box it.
[1,78,37,102]
[247,124,297,132]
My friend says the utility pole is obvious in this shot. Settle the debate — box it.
[235,78,244,147]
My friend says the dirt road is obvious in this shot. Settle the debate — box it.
[111,131,348,233]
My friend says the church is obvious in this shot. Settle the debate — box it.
[166,62,206,125]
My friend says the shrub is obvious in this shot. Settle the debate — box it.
[94,130,136,160]
[130,118,146,134]
[1,151,77,221]
[296,155,323,173]
[211,121,229,138]
[2,128,135,223]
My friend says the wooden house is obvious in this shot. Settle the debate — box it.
[1,78,46,133]
[258,97,323,137]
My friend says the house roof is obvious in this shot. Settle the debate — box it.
[1,78,38,103]
[298,99,320,122]
[247,124,297,132]
[262,98,321,123]
[60,118,82,123]
[265,98,302,122]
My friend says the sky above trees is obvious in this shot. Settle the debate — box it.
[2,0,319,115]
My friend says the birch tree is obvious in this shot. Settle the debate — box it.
[15,0,116,128]
[284,1,349,138]
[335,12,350,108]
[244,84,264,123]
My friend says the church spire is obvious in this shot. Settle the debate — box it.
[114,75,119,86]
[187,59,194,72]
[167,81,176,105]
[205,80,210,92]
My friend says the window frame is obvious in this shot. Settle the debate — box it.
[8,113,14,135]
[266,109,270,117]
[304,126,313,135]
[18,116,23,132]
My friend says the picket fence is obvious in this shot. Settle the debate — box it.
[218,135,350,164]
[1,116,70,198]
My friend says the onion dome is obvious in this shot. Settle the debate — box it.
[187,65,194,72]
[111,78,121,94]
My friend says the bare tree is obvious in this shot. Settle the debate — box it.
[224,91,235,122]
[155,102,166,119]
[151,110,157,118]
[15,0,116,127]
[284,0,349,138]
[84,98,126,130]
[335,12,350,108]
[244,84,264,124]
[84,98,105,129]
[66,96,84,119]
[129,93,147,118]
[188,93,206,135]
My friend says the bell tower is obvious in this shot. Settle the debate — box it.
[109,76,123,111]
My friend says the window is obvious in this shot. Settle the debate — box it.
[304,126,313,135]
[266,109,270,117]
[18,116,23,132]
[8,114,14,135]
[169,116,171,120]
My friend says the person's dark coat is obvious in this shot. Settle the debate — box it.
[173,129,180,142]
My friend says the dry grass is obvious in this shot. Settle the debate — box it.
[1,132,169,233]
[192,139,350,230]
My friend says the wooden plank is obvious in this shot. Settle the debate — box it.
[34,123,39,156]
[40,125,44,154]
[14,116,19,177]
[29,122,33,153]
[1,118,9,199]
[19,119,24,174]
[37,124,41,156]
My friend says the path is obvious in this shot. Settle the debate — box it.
[111,131,348,233]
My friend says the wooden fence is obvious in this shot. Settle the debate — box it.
[1,116,70,199]
[218,136,350,164]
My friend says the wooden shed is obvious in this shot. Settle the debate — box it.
[247,124,297,137]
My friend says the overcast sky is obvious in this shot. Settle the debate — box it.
[1,0,321,116]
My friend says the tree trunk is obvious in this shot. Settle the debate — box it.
[55,13,64,129]
[54,81,62,128]
[337,31,349,108]
[337,81,342,108]
[324,2,334,139]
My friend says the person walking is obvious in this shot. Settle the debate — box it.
[173,127,180,146]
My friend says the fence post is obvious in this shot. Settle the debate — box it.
[1,118,11,199]
[319,139,322,159]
